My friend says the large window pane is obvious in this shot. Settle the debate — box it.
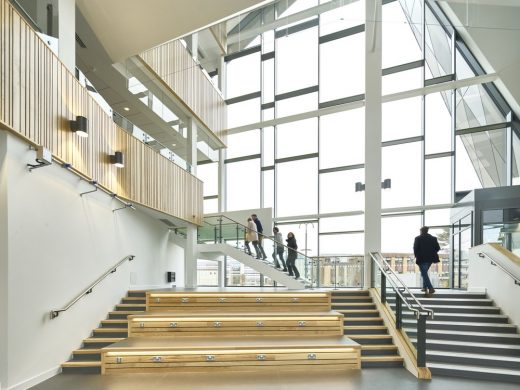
[276,118,318,159]
[382,142,422,208]
[320,108,364,169]
[276,92,318,117]
[455,136,483,192]
[197,260,218,286]
[263,126,274,167]
[320,215,364,233]
[456,83,506,130]
[277,158,318,217]
[320,169,364,213]
[382,1,422,69]
[203,198,218,214]
[226,130,260,159]
[276,26,318,94]
[320,233,364,255]
[226,159,260,211]
[276,222,318,257]
[227,98,260,128]
[226,259,261,286]
[263,58,274,103]
[425,7,452,79]
[425,209,451,227]
[320,32,365,102]
[425,91,453,154]
[226,52,260,99]
[382,67,422,95]
[425,157,452,205]
[382,96,422,142]
[198,162,218,196]
[263,169,274,209]
[319,0,364,36]
[277,0,318,19]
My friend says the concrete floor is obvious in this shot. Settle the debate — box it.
[30,368,520,390]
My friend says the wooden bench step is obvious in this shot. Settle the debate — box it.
[62,361,101,367]
[83,337,124,344]
[361,356,404,362]
[73,348,101,354]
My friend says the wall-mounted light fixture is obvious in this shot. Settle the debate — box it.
[70,115,88,137]
[355,179,392,192]
[110,151,124,168]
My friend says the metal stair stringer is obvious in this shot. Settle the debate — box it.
[197,243,306,289]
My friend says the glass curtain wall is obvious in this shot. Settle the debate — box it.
[215,0,512,288]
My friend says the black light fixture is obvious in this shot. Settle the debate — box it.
[354,179,391,192]
[70,115,88,137]
[110,151,124,168]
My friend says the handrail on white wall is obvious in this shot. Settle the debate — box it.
[477,252,520,286]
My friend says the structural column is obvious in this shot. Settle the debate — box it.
[0,132,8,390]
[218,55,227,213]
[185,118,198,288]
[58,0,75,72]
[364,0,383,287]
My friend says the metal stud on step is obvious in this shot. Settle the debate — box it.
[181,297,190,303]
[298,321,306,327]
[256,354,266,361]
[256,321,264,327]
[152,356,162,362]
[292,297,300,303]
[170,322,178,328]
[214,321,222,328]
[116,357,122,364]
[139,322,145,328]
[308,353,317,360]
[206,355,215,361]
[256,297,263,303]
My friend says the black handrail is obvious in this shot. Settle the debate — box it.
[50,254,135,319]
[478,252,520,286]
[369,251,433,368]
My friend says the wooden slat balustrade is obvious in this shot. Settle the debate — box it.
[0,0,203,224]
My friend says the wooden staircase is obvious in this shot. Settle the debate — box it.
[61,291,146,373]
[331,290,404,368]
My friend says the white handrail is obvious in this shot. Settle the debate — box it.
[478,252,520,286]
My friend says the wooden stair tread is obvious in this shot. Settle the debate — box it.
[62,361,101,367]
[361,356,404,362]
[83,337,125,343]
[73,349,101,354]
[122,297,146,301]
[109,311,145,315]
[116,304,146,307]
[336,310,379,314]
[332,303,375,306]
[93,328,128,333]
[344,325,387,330]
[348,334,392,339]
[101,319,128,324]
[344,317,383,321]
[361,345,398,350]
[129,311,343,318]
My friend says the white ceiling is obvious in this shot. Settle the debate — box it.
[76,0,271,62]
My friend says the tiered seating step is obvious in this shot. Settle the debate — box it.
[146,291,331,312]
[128,311,344,337]
[101,336,361,374]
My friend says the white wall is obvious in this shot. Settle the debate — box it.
[0,132,184,389]
[469,244,520,326]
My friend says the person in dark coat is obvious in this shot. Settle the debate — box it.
[286,232,300,279]
[413,226,440,296]
[252,214,267,259]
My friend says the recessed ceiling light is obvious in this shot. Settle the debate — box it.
[123,107,130,111]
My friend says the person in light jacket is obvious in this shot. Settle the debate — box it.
[286,232,300,279]
[413,226,440,297]
[272,227,287,271]
[245,217,260,258]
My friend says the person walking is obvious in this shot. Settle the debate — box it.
[252,214,267,259]
[413,226,440,297]
[272,227,287,271]
[245,217,260,259]
[286,232,300,279]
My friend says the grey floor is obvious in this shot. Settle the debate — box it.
[30,368,520,390]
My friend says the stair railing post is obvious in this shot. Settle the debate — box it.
[218,217,223,243]
[395,293,402,329]
[416,313,427,367]
[380,272,386,303]
[236,224,239,249]
[213,225,217,244]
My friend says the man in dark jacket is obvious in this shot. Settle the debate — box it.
[413,226,440,297]
[252,214,267,259]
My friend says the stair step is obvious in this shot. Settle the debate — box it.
[72,349,101,361]
[101,319,128,328]
[332,298,374,303]
[115,304,146,310]
[83,337,124,348]
[109,311,144,319]
[121,297,146,304]
[344,325,388,335]
[61,361,101,367]
[348,334,393,345]
[405,328,520,344]
[336,310,380,317]
[344,317,384,326]
[361,355,404,368]
[127,291,147,298]
[331,290,369,297]
[403,312,509,323]
[332,303,376,307]
[388,297,495,306]
[361,344,399,356]
[401,305,501,314]
[397,291,489,299]
[427,350,520,370]
[428,362,520,383]
[403,319,517,333]
[92,328,128,337]
[411,338,520,356]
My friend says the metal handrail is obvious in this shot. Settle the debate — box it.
[202,215,319,262]
[369,251,434,318]
[478,252,520,286]
[50,254,135,319]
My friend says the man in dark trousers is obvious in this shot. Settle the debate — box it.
[413,226,440,297]
[252,214,267,259]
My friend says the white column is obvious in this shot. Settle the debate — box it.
[0,131,8,390]
[218,55,227,213]
[191,33,199,62]
[364,0,383,288]
[184,118,199,288]
[58,0,75,72]
[218,260,225,288]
